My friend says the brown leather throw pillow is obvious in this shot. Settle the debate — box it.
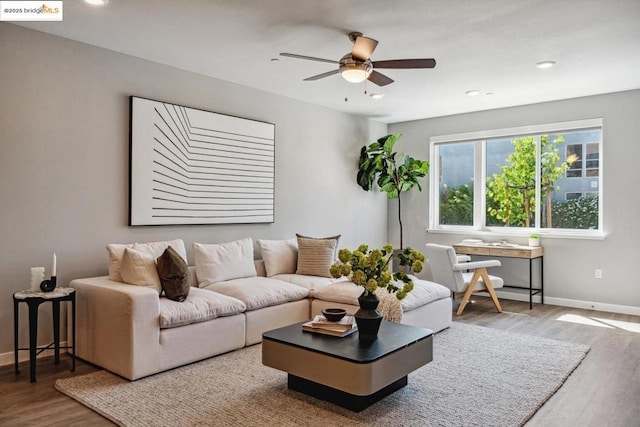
[156,246,190,302]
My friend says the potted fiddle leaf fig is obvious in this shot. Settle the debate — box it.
[357,133,429,249]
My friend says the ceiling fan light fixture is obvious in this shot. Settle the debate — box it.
[370,93,385,99]
[341,64,372,83]
[340,56,372,83]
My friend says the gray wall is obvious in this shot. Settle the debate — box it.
[389,90,640,311]
[0,24,388,360]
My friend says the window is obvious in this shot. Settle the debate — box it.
[566,141,599,178]
[430,119,603,237]
[566,144,583,177]
[437,142,475,226]
[586,143,599,177]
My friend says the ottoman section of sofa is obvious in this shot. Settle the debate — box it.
[310,278,452,333]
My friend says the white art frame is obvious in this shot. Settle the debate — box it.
[129,96,275,226]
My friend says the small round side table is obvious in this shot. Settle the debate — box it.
[13,287,76,382]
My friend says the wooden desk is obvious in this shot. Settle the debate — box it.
[453,244,543,309]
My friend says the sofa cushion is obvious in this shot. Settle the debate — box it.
[271,273,346,291]
[107,239,187,282]
[158,287,246,329]
[156,246,190,302]
[400,277,452,311]
[106,243,133,282]
[257,238,298,277]
[295,234,340,278]
[120,247,162,294]
[312,276,450,313]
[194,238,257,285]
[133,239,187,263]
[202,277,309,311]
[311,281,362,305]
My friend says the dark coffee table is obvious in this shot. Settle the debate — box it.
[262,320,433,412]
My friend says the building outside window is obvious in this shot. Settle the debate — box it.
[430,118,602,237]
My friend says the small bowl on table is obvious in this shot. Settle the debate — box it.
[322,308,347,322]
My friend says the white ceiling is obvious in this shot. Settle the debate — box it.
[15,0,640,123]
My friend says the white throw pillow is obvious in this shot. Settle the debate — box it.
[119,247,162,294]
[257,238,298,277]
[194,238,257,285]
[106,239,187,282]
[133,239,187,263]
[106,243,134,281]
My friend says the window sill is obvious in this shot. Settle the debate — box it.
[426,227,605,241]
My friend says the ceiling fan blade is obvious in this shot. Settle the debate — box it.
[352,36,378,61]
[280,53,340,65]
[303,69,340,81]
[368,70,394,86]
[372,58,437,69]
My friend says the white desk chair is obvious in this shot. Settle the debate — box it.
[425,243,504,315]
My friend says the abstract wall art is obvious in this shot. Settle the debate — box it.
[129,96,275,225]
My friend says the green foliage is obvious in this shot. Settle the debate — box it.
[550,196,599,229]
[486,134,572,227]
[439,183,473,225]
[329,244,424,299]
[357,133,429,248]
[357,133,429,199]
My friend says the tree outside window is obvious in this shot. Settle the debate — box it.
[486,134,576,228]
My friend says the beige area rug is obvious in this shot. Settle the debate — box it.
[55,323,589,427]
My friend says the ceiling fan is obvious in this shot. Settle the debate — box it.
[280,32,436,87]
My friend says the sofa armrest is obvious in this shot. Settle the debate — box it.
[69,276,161,380]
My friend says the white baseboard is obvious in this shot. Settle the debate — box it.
[496,290,640,316]
[0,341,69,368]
[495,290,542,304]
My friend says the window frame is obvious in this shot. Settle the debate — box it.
[586,142,600,177]
[429,118,604,239]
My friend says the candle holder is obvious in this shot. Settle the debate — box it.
[40,276,57,292]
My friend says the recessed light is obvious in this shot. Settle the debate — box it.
[270,58,279,62]
[370,93,385,99]
[536,60,556,69]
[84,0,109,6]
[465,90,481,96]
[485,92,494,96]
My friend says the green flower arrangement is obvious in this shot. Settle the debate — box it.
[329,244,425,300]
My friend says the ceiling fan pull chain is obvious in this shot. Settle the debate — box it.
[344,78,349,102]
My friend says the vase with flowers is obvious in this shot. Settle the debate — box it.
[329,244,424,342]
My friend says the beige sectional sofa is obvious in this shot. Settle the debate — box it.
[69,238,452,380]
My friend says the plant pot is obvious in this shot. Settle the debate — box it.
[528,237,540,247]
[392,249,411,274]
[355,291,383,342]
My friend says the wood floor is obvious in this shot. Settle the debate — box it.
[1,298,639,426]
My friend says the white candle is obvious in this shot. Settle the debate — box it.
[52,252,57,277]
